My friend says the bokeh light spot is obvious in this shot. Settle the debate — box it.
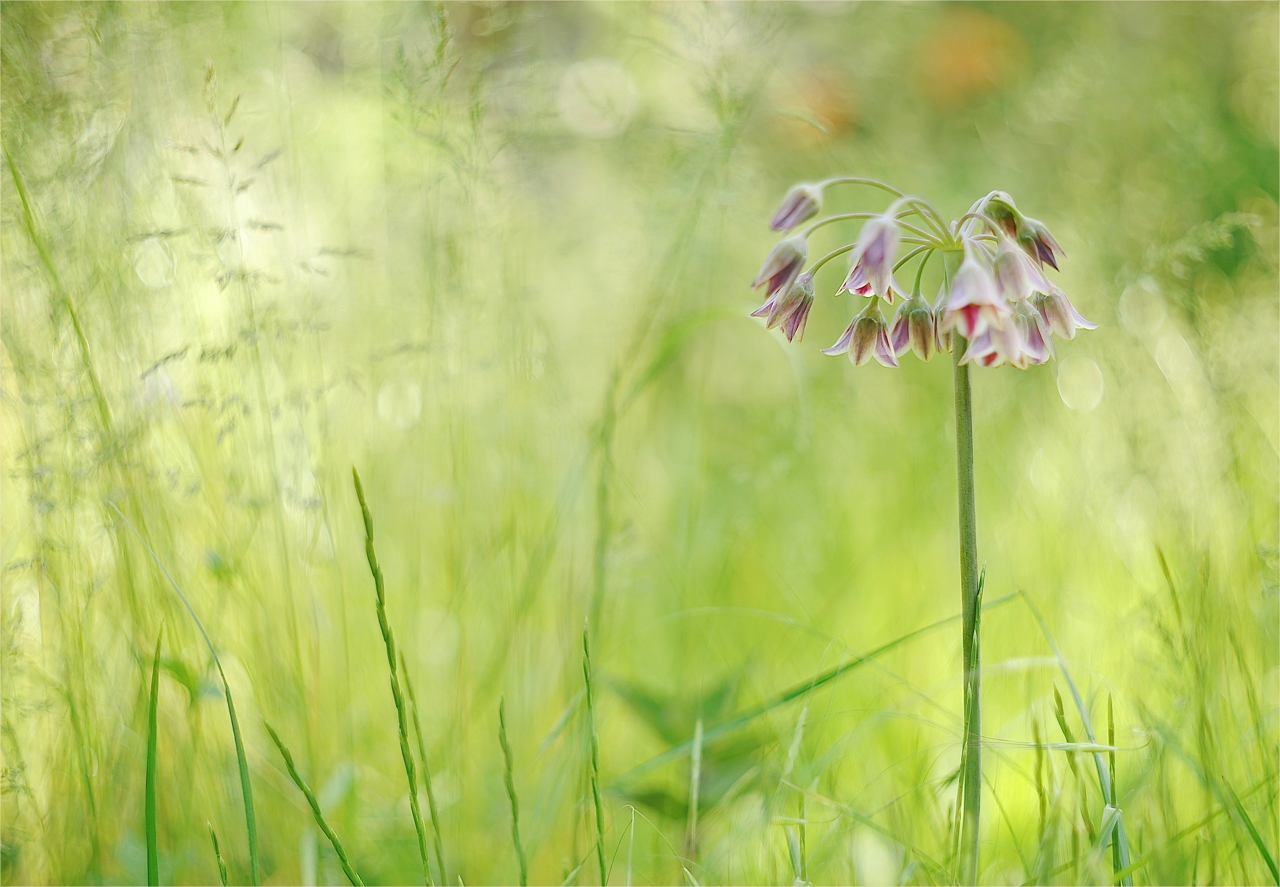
[1057,356,1103,411]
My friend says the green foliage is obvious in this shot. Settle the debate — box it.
[1,3,1276,885]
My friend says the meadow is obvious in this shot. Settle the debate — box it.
[1,3,1277,885]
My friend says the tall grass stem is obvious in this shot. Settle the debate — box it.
[262,720,364,887]
[401,651,448,887]
[351,467,433,885]
[107,502,260,885]
[498,698,528,887]
[146,627,163,887]
[583,624,607,885]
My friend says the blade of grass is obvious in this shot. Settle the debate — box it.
[583,623,607,885]
[263,720,364,887]
[107,501,259,886]
[611,593,1017,788]
[146,627,163,887]
[498,698,528,887]
[1223,774,1279,885]
[1022,591,1130,883]
[401,651,448,887]
[352,467,433,886]
[207,824,228,887]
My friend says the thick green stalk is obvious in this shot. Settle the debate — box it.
[953,341,982,885]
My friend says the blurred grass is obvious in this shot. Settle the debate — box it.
[1,2,1276,885]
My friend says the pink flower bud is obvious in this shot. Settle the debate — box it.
[751,272,816,342]
[889,292,936,362]
[769,183,823,232]
[993,236,1051,303]
[752,235,808,299]
[823,300,897,367]
[839,214,903,302]
[941,248,1009,340]
[1032,288,1096,340]
[1019,217,1064,271]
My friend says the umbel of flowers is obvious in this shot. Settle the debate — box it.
[749,178,1099,886]
[751,180,1094,367]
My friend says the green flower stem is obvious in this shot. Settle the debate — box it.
[806,244,855,276]
[802,212,940,245]
[816,176,904,197]
[953,336,982,886]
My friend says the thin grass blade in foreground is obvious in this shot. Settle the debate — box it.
[498,698,528,887]
[146,627,163,887]
[583,624,607,885]
[612,593,1018,788]
[1223,774,1279,885]
[401,651,448,887]
[352,467,434,885]
[107,502,260,886]
[1022,590,1132,885]
[208,824,228,887]
[263,719,364,887]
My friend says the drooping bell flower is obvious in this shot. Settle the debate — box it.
[983,192,1065,270]
[752,272,815,342]
[839,214,902,302]
[1032,288,1096,340]
[1019,217,1064,271]
[752,235,808,299]
[993,236,1052,303]
[769,183,823,232]
[823,299,898,367]
[941,244,1009,340]
[889,291,937,361]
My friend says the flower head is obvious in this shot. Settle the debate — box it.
[751,272,815,342]
[823,299,898,367]
[770,183,823,232]
[752,235,808,299]
[839,214,902,302]
[941,244,1010,340]
[889,291,936,362]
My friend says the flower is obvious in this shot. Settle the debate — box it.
[983,192,1064,270]
[823,299,898,367]
[838,214,902,302]
[1019,217,1064,271]
[960,301,1054,368]
[751,272,815,342]
[993,235,1051,303]
[770,183,823,232]
[941,245,1009,340]
[889,291,937,361]
[752,235,808,299]
[1032,288,1096,339]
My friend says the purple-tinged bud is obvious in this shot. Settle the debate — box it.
[1032,288,1096,340]
[889,292,936,361]
[840,214,903,302]
[941,248,1009,340]
[770,183,823,232]
[1015,301,1054,366]
[823,300,897,367]
[752,235,808,299]
[755,272,816,342]
[1019,217,1064,271]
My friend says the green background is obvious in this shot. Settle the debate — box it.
[2,3,1276,884]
